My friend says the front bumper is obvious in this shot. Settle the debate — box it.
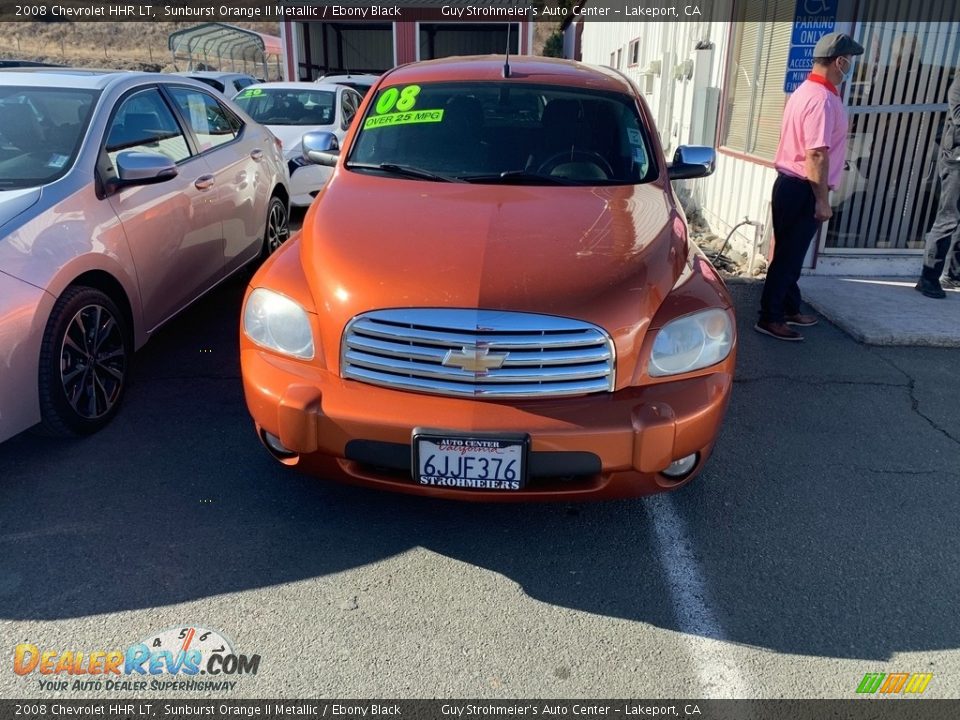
[241,347,735,501]
[0,271,53,443]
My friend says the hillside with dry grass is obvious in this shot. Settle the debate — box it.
[0,21,280,73]
[0,20,560,74]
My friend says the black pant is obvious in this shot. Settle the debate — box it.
[921,154,960,281]
[760,173,820,323]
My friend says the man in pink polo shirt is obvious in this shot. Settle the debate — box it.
[756,32,864,341]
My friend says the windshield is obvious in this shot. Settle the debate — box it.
[347,82,658,185]
[233,87,336,126]
[0,87,98,190]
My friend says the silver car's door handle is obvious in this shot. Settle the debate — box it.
[194,175,216,191]
[250,149,264,161]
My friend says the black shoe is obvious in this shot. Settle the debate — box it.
[915,277,946,299]
[941,276,960,290]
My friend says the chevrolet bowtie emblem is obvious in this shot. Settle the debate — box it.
[442,346,508,373]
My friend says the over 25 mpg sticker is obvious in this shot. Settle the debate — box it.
[12,625,261,693]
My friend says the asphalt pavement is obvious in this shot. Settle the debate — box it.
[1,275,958,699]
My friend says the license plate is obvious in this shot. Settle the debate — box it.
[412,430,528,491]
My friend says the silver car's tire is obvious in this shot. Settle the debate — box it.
[261,195,290,258]
[37,286,132,437]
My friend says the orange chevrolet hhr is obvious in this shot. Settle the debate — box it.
[240,56,736,501]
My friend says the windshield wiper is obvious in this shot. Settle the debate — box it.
[347,162,466,183]
[459,170,581,186]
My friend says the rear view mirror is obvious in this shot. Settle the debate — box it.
[668,145,716,180]
[114,151,178,188]
[302,131,340,167]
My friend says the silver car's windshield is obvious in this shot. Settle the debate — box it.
[0,87,98,189]
[347,82,659,186]
[233,88,336,126]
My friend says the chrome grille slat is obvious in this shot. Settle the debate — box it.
[345,366,613,398]
[345,334,612,366]
[350,318,603,349]
[341,309,615,399]
[343,350,611,383]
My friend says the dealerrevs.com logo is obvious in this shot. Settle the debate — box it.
[13,626,260,692]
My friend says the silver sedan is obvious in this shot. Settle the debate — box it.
[0,69,291,442]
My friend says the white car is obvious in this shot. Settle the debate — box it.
[174,71,257,98]
[315,73,379,98]
[233,82,364,207]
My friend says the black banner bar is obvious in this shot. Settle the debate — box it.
[2,701,960,720]
[0,0,958,23]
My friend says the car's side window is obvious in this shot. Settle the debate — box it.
[341,91,359,130]
[168,87,241,153]
[234,77,255,91]
[104,89,191,167]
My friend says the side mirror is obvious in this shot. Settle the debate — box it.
[302,131,340,167]
[114,151,178,188]
[668,145,716,180]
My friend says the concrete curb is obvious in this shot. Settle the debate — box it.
[799,276,960,347]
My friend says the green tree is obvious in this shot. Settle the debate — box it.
[543,31,564,58]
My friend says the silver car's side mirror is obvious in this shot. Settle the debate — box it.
[668,145,716,180]
[115,151,178,187]
[302,131,340,167]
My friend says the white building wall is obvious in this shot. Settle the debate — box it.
[582,20,777,263]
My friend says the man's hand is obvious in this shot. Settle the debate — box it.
[815,199,833,222]
[806,146,832,222]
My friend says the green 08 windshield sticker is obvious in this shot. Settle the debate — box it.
[376,85,421,113]
[365,84,444,129]
[239,88,263,98]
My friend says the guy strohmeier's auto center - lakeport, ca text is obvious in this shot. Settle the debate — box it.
[11,2,704,20]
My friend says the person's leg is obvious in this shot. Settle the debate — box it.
[783,201,820,317]
[941,167,960,280]
[760,175,816,322]
[943,225,960,283]
[922,158,960,281]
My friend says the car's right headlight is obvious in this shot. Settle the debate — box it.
[648,308,733,377]
[243,288,315,360]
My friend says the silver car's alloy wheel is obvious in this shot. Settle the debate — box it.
[37,286,132,437]
[60,304,127,420]
[265,197,290,255]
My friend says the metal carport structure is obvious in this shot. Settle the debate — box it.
[169,23,283,80]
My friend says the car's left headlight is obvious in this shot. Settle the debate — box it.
[648,308,733,377]
[243,288,315,360]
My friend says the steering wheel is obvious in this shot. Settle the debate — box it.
[537,150,614,179]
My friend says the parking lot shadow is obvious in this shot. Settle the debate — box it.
[1,279,957,661]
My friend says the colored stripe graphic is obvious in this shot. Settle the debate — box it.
[856,672,933,694]
[856,673,886,693]
[880,673,910,693]
[904,673,933,694]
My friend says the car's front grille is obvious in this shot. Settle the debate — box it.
[341,309,615,399]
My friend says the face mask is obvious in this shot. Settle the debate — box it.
[838,58,854,79]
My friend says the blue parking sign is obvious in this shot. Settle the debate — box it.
[785,0,838,93]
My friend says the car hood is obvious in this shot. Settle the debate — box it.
[300,172,685,373]
[267,125,336,157]
[0,188,42,235]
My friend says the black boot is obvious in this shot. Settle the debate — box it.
[915,277,947,299]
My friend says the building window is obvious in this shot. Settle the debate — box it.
[617,48,623,69]
[722,0,793,159]
[418,23,519,61]
[610,52,616,68]
[629,39,640,67]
